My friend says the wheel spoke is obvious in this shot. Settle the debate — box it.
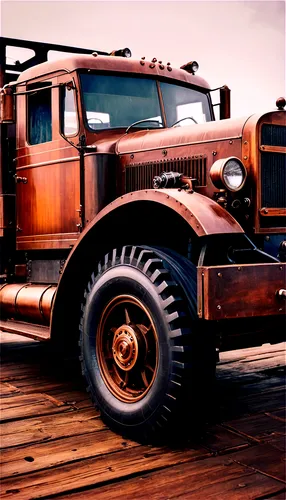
[122,371,129,389]
[136,323,150,335]
[124,307,131,325]
[112,364,125,386]
[145,364,155,374]
[146,323,152,333]
[141,369,149,388]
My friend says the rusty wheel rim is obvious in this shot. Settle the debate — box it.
[96,295,159,403]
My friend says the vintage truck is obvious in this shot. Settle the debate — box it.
[0,37,285,440]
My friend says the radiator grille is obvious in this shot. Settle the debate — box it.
[125,156,207,193]
[261,124,286,147]
[261,152,285,208]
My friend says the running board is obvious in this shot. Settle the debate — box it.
[0,319,50,341]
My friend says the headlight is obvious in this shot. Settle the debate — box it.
[210,157,247,191]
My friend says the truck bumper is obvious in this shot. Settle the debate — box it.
[198,262,286,320]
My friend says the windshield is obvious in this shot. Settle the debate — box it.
[80,74,163,130]
[160,82,212,126]
[80,73,212,131]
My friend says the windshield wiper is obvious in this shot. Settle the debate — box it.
[171,116,198,127]
[126,119,163,134]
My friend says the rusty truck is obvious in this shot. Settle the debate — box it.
[0,37,285,440]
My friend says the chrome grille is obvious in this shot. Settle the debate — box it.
[125,155,207,193]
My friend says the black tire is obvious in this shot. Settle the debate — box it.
[79,245,216,441]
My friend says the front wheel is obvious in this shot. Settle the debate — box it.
[79,246,215,441]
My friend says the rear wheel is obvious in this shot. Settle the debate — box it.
[79,245,215,441]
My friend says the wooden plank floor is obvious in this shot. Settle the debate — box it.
[0,332,285,499]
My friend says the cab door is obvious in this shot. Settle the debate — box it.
[16,75,82,251]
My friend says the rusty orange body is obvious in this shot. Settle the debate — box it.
[0,38,285,349]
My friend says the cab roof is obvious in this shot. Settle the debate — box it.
[16,54,210,90]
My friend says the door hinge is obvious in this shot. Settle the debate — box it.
[14,175,28,184]
[76,205,83,218]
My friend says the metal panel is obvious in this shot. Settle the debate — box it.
[198,262,286,320]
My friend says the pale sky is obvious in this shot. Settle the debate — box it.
[0,0,285,118]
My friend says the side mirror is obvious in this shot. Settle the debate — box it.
[0,87,15,124]
[220,85,231,120]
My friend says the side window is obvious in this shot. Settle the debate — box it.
[27,82,52,145]
[62,86,78,136]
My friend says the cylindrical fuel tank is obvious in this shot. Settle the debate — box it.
[0,283,57,324]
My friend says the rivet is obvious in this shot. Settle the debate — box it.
[244,156,248,160]
[217,305,221,310]
[238,267,241,271]
[167,66,172,71]
[229,140,233,144]
[159,64,164,70]
[217,273,222,278]
[212,151,217,156]
[162,149,167,156]
[279,266,282,270]
[152,57,157,63]
[265,235,270,241]
[244,140,248,145]
[130,154,134,159]
[167,62,171,65]
[141,56,146,60]
[140,61,145,66]
[158,60,162,64]
[149,63,155,69]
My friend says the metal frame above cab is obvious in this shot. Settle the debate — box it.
[0,37,107,86]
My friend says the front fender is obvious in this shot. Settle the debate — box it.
[50,189,243,341]
[85,188,244,239]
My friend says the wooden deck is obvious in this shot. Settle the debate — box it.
[0,332,285,499]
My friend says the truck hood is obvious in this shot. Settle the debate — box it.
[115,115,253,155]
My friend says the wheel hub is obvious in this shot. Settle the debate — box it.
[112,325,139,371]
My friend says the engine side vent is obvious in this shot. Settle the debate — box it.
[125,155,207,193]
